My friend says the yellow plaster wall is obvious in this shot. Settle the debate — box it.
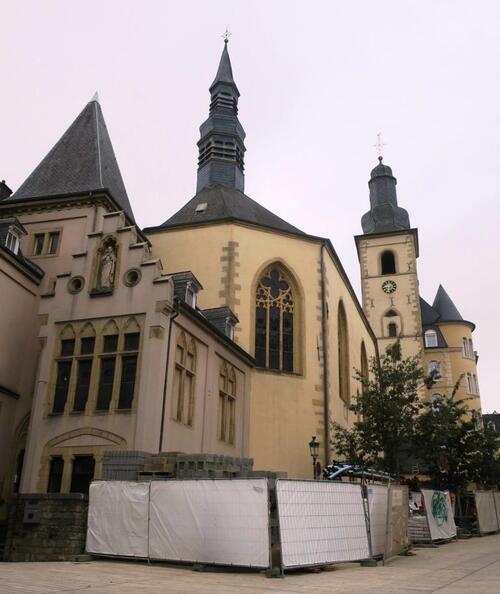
[423,322,481,411]
[148,223,377,477]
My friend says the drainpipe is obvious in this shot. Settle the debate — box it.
[320,242,330,466]
[158,302,179,452]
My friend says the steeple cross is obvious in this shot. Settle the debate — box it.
[373,132,386,161]
[222,26,232,44]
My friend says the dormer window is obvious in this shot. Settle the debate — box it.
[186,285,196,308]
[424,329,438,348]
[225,318,235,340]
[5,229,20,254]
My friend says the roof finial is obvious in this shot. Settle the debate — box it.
[373,131,386,162]
[222,26,232,44]
[91,91,100,104]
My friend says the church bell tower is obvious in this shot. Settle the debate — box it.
[355,157,423,358]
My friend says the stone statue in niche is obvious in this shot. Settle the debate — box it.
[96,237,117,292]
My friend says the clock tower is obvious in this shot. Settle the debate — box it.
[355,158,423,358]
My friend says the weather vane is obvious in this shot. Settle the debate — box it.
[373,132,386,161]
[222,26,232,44]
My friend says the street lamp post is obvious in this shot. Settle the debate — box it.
[309,436,320,480]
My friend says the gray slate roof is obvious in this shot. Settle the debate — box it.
[419,297,441,325]
[148,184,305,236]
[8,98,134,221]
[432,284,464,322]
[210,41,238,92]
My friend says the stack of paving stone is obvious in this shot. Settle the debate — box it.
[175,454,254,479]
[408,514,431,543]
[136,452,180,481]
[101,451,152,481]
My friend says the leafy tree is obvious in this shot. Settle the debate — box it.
[331,341,424,476]
[414,382,500,489]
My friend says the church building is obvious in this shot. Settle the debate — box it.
[0,40,483,515]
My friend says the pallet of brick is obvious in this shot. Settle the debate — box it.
[409,515,431,543]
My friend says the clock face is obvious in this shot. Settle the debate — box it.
[382,280,397,294]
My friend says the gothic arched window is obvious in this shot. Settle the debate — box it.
[255,266,294,372]
[388,322,398,337]
[338,301,350,404]
[381,251,396,275]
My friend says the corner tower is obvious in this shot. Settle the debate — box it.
[196,39,246,193]
[355,157,423,357]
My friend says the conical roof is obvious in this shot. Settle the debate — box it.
[419,297,441,325]
[432,285,464,322]
[147,184,305,236]
[210,41,238,93]
[9,97,134,221]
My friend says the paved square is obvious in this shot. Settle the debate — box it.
[1,533,500,594]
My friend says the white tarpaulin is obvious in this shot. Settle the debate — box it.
[475,491,499,534]
[367,485,388,557]
[148,479,270,567]
[494,493,500,527]
[86,481,150,558]
[421,489,456,541]
[276,480,370,568]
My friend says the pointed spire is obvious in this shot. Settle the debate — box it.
[196,40,246,193]
[210,40,238,93]
[361,158,410,234]
[432,285,464,322]
[10,99,134,221]
[90,91,100,103]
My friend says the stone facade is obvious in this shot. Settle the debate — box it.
[4,494,88,561]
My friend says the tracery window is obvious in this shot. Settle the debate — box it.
[219,361,236,444]
[173,332,196,426]
[255,266,294,372]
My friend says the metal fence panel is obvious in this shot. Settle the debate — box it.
[86,481,150,558]
[421,489,456,541]
[148,479,270,568]
[475,491,499,534]
[367,484,388,557]
[276,480,370,568]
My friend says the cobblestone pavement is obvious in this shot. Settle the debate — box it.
[1,533,500,594]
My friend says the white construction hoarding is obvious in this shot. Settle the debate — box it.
[421,489,456,541]
[276,480,370,568]
[494,492,500,527]
[148,479,270,567]
[367,485,388,557]
[475,491,499,534]
[86,481,150,558]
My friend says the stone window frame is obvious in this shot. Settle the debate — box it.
[38,428,126,493]
[252,262,302,375]
[29,227,63,258]
[172,331,196,427]
[427,359,441,382]
[45,316,143,418]
[218,360,236,445]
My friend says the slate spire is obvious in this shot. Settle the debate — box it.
[432,284,464,322]
[196,39,246,193]
[361,157,410,234]
[10,96,134,221]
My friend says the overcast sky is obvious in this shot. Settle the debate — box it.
[1,1,498,413]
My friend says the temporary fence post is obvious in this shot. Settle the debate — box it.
[382,478,392,565]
